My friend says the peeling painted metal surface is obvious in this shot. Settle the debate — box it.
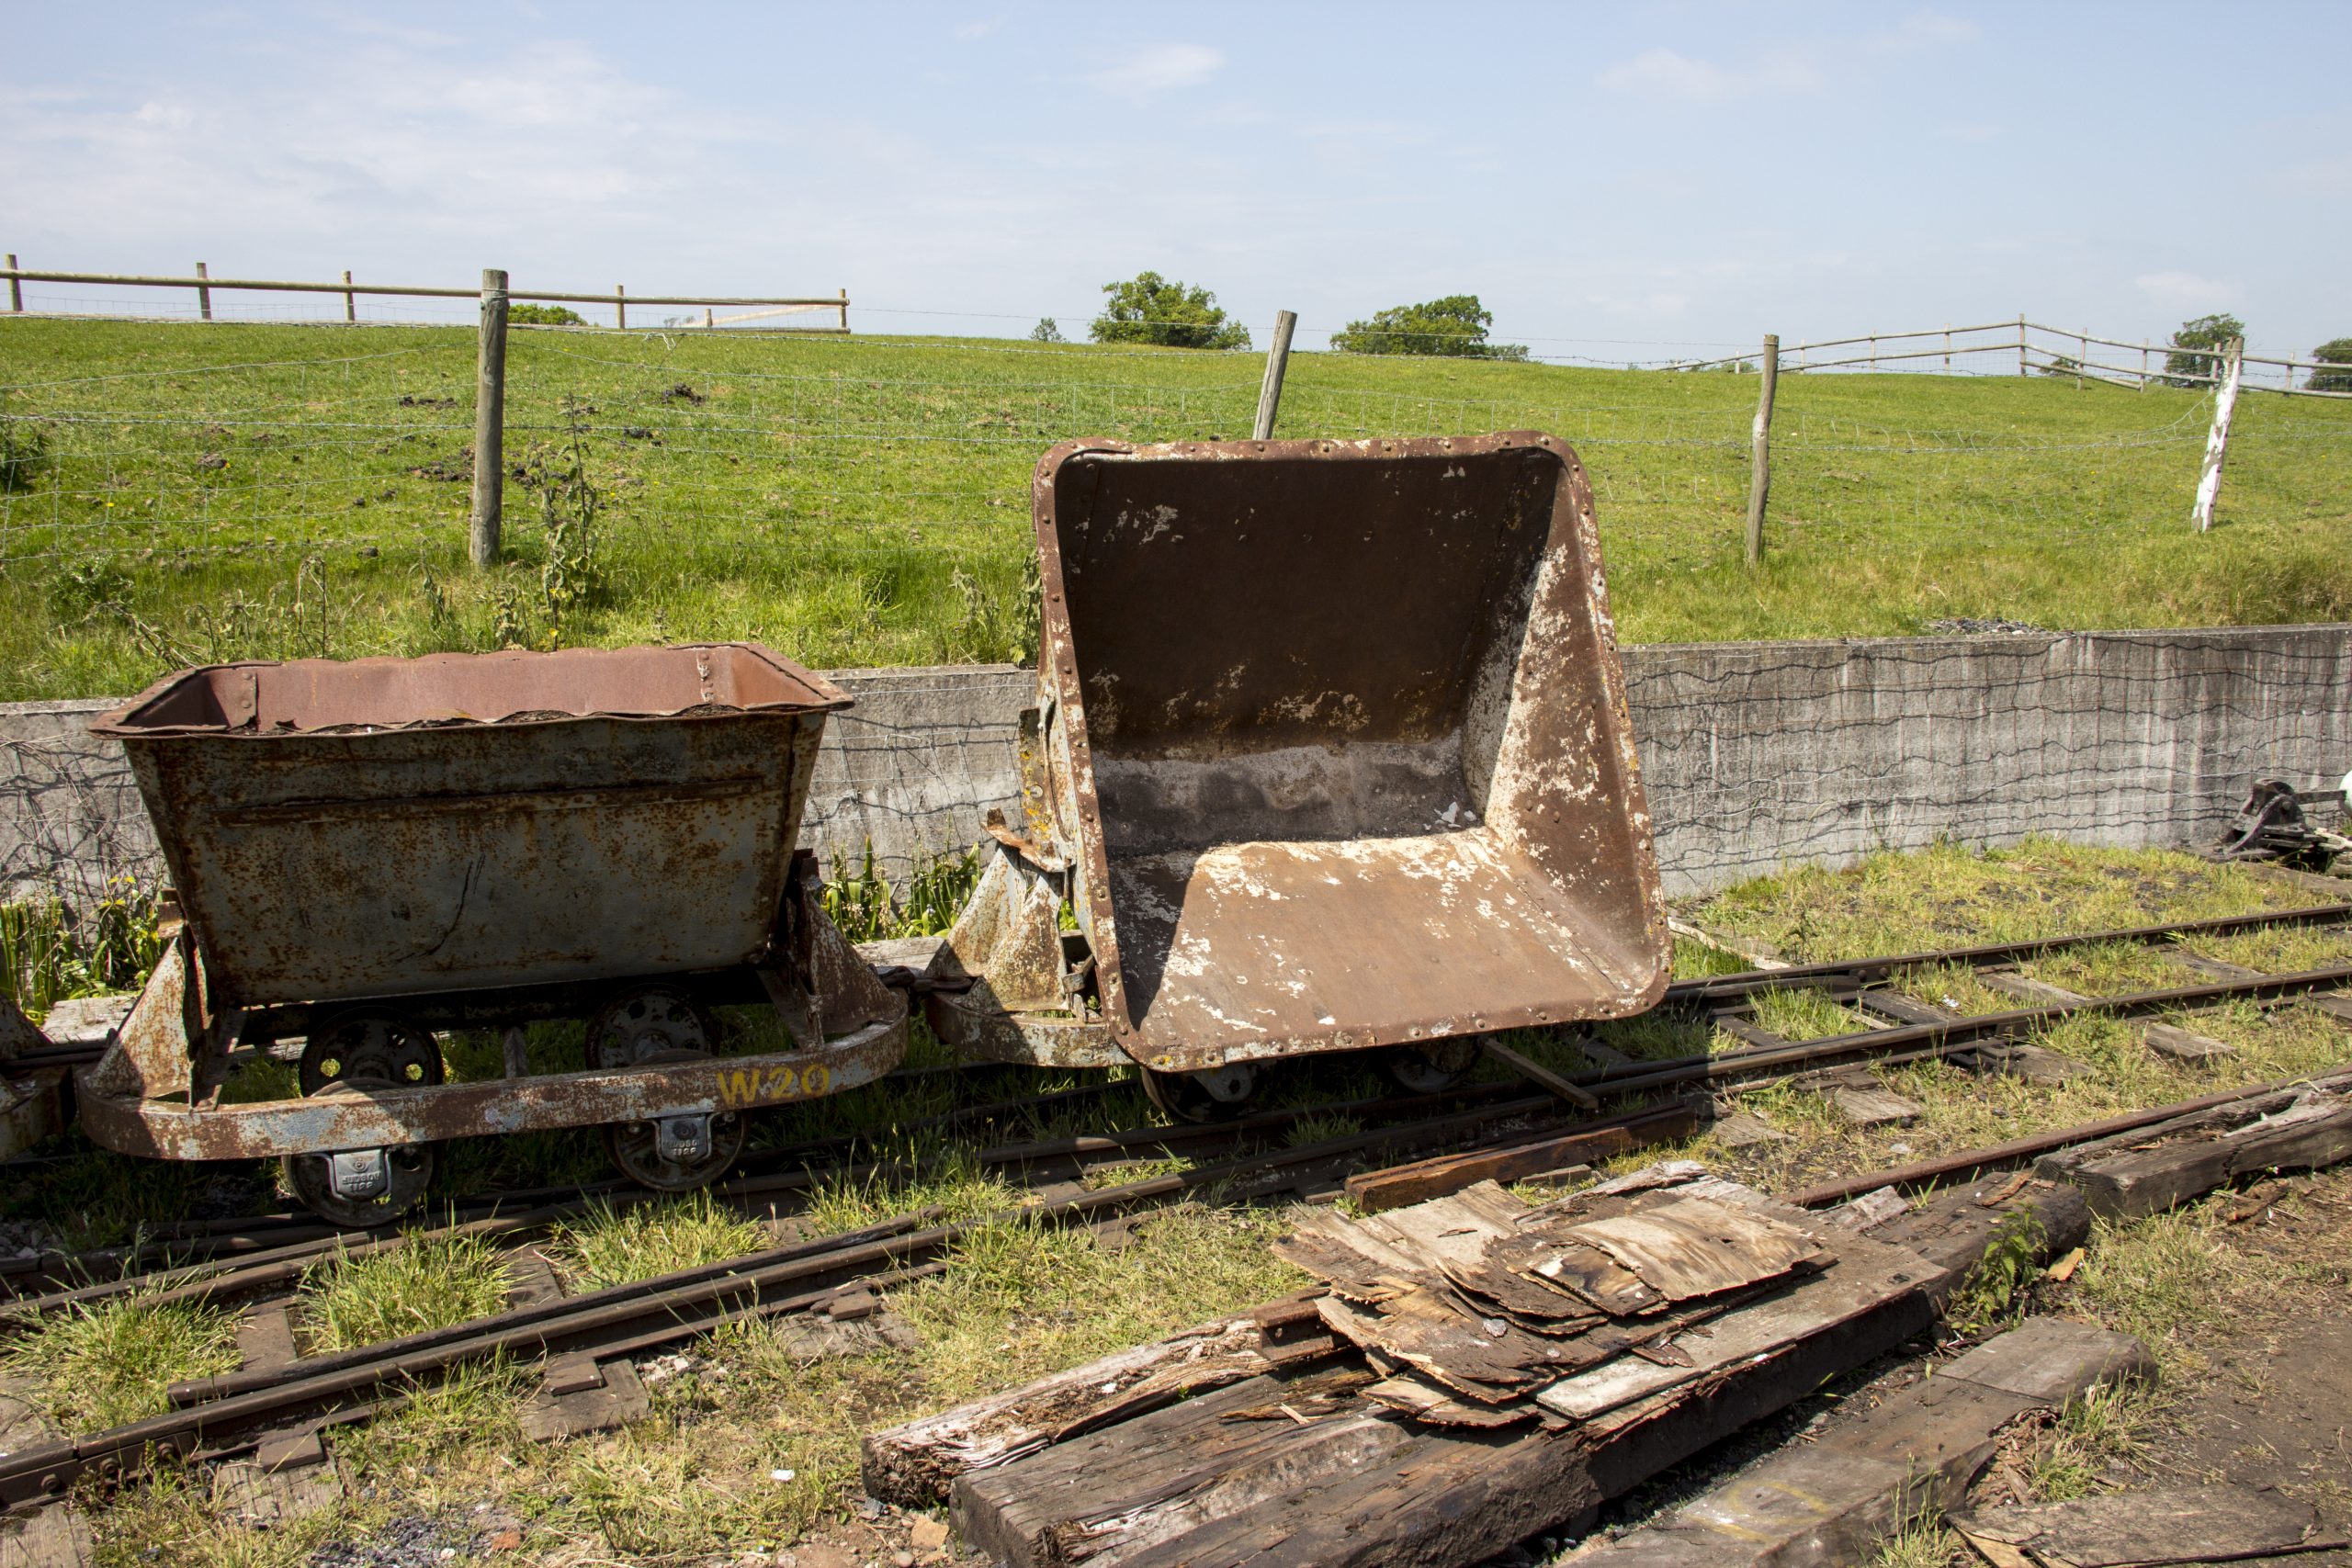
[75,645,909,1163]
[1023,434,1668,1073]
[93,645,849,1008]
[77,1007,904,1160]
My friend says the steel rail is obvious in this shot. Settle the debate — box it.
[15,900,2348,1298]
[1789,1065,2352,1207]
[0,1092,1545,1507]
[1660,901,2352,1007]
[8,949,2350,1503]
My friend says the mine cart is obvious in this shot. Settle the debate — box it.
[929,434,1670,1119]
[77,644,905,1224]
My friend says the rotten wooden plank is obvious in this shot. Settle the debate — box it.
[861,1311,1311,1505]
[1950,1484,2345,1567]
[1343,1104,1701,1213]
[2035,1083,2352,1220]
[1834,1086,1924,1126]
[1580,1318,2151,1568]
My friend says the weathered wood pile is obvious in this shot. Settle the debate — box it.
[865,1066,2352,1568]
[871,1163,1953,1568]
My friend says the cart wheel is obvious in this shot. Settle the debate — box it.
[1139,1061,1260,1123]
[589,986,718,1068]
[602,1043,747,1192]
[1383,1039,1482,1095]
[299,1010,445,1096]
[603,1113,747,1192]
[282,1140,436,1230]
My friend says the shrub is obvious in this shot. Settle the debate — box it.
[1331,295,1527,360]
[1090,273,1250,351]
[508,303,586,327]
[2309,337,2352,394]
[1030,317,1065,344]
[2163,312,2245,388]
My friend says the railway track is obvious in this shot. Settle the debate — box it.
[1,898,2347,1513]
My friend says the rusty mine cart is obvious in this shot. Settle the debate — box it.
[75,643,905,1225]
[929,434,1671,1120]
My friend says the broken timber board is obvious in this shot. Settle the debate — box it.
[1343,1104,1701,1213]
[1949,1483,2346,1567]
[861,1309,1317,1505]
[1577,1318,2152,1568]
[954,1174,1938,1568]
[2034,1083,2352,1220]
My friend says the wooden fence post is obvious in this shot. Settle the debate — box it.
[471,267,509,567]
[616,285,627,330]
[1253,310,1297,440]
[342,270,356,322]
[2017,313,2027,376]
[837,288,849,332]
[2076,332,2086,389]
[5,255,18,313]
[1943,325,1951,372]
[196,262,211,321]
[2191,336,2245,533]
[1745,333,1780,567]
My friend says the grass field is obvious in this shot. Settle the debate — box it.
[3,317,2349,703]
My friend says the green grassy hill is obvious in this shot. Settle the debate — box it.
[2,317,2347,702]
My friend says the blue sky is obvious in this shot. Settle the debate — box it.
[5,3,2346,360]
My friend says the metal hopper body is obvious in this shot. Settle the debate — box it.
[933,434,1668,1082]
[77,644,906,1224]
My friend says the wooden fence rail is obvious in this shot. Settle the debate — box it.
[0,265,847,315]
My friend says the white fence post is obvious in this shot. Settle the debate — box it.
[2191,337,2245,533]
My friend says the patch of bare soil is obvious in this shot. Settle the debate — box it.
[2153,1313,2352,1562]
[2141,1179,2352,1562]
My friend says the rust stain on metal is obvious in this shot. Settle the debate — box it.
[77,644,907,1174]
[92,644,849,1010]
[78,1010,903,1161]
[1023,434,1669,1073]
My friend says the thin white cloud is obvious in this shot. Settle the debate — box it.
[1600,47,1818,101]
[954,19,998,40]
[2135,271,2236,310]
[1601,12,1972,103]
[1866,11,1978,52]
[1085,42,1223,96]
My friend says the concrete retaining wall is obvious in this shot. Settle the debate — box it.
[7,625,2347,906]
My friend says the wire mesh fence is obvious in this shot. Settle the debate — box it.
[3,309,2349,705]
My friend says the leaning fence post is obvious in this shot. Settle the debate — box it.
[1745,333,1780,567]
[196,261,211,321]
[1253,310,1297,440]
[471,267,509,567]
[342,270,356,323]
[2191,336,2245,533]
[5,255,19,313]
